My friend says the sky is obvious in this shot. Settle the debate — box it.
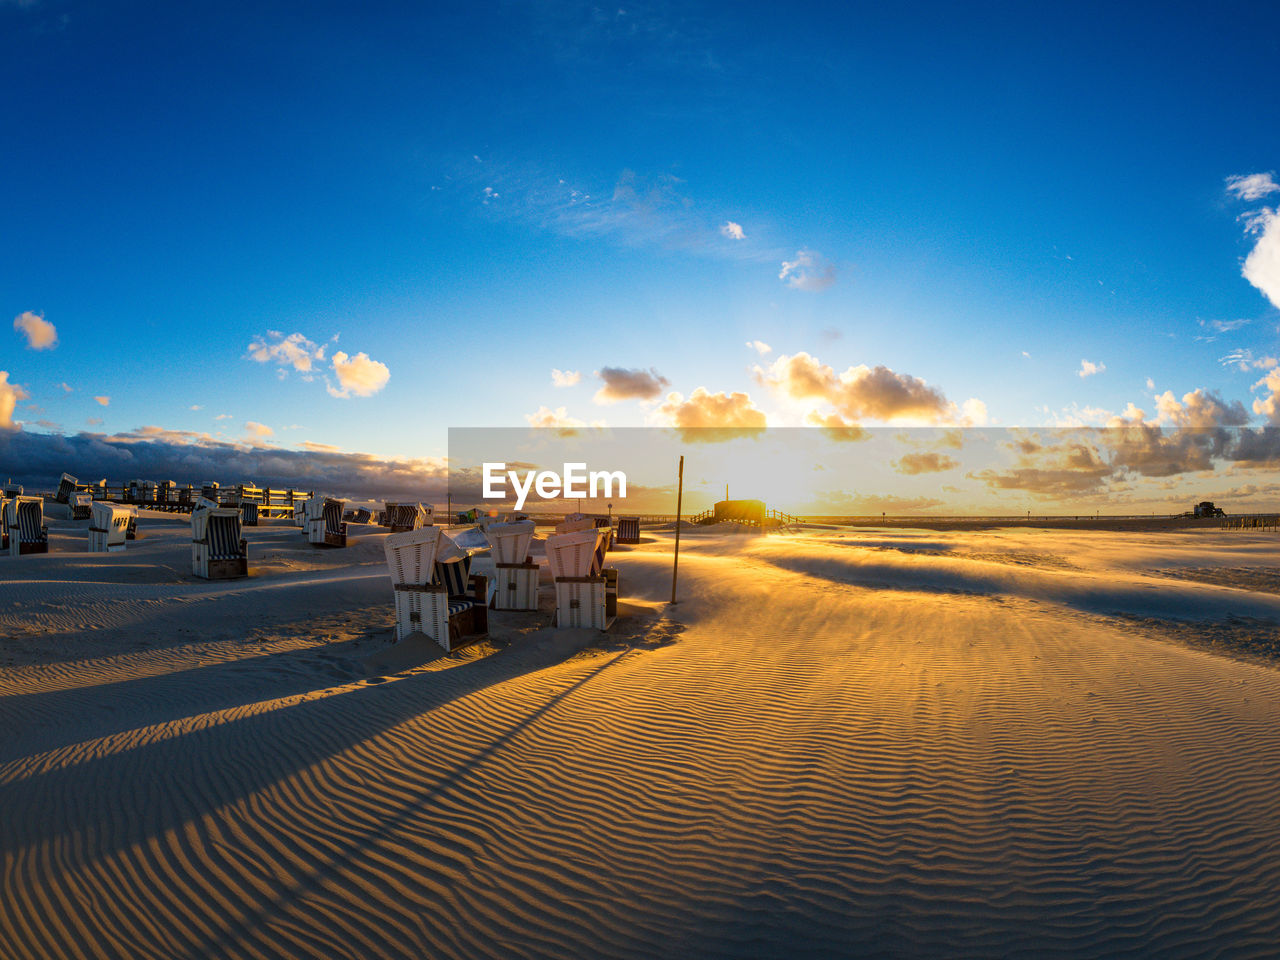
[3,0,1280,507]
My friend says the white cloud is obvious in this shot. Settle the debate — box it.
[0,371,29,429]
[247,331,326,376]
[244,421,274,439]
[1226,172,1280,202]
[13,311,57,350]
[525,405,586,428]
[755,352,957,424]
[551,368,582,388]
[721,221,745,240]
[746,340,772,355]
[653,388,767,430]
[1242,207,1280,309]
[961,398,989,426]
[215,413,233,421]
[1146,377,1155,390]
[93,395,110,406]
[779,249,836,291]
[592,366,669,405]
[189,404,202,411]
[1078,359,1106,378]
[60,382,73,393]
[328,351,391,398]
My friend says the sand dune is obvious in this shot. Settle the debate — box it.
[4,521,1280,957]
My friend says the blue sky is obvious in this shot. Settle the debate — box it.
[3,0,1280,482]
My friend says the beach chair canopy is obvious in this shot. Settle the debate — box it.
[545,528,606,579]
[484,520,536,564]
[384,525,444,587]
[206,512,244,559]
[555,517,595,535]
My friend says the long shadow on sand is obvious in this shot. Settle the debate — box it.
[0,628,627,864]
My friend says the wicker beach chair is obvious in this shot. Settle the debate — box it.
[305,497,347,547]
[546,528,616,630]
[485,519,539,611]
[240,501,260,527]
[54,473,79,504]
[384,526,487,650]
[386,502,431,534]
[7,497,49,557]
[616,517,640,543]
[69,491,93,520]
[89,502,134,553]
[191,507,247,579]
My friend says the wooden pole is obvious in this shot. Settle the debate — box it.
[671,455,684,604]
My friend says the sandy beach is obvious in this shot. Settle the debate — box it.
[4,517,1280,957]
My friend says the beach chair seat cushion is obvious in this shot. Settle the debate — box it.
[448,598,475,616]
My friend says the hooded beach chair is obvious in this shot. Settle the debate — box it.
[191,507,247,579]
[0,498,9,552]
[351,507,372,524]
[54,473,79,504]
[386,502,431,533]
[240,501,260,526]
[2,479,22,498]
[616,517,640,544]
[306,497,348,547]
[484,519,539,611]
[89,502,134,553]
[546,528,616,630]
[293,501,307,528]
[7,497,49,557]
[555,516,595,535]
[384,527,488,650]
[69,491,93,520]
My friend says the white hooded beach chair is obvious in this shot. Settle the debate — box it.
[240,501,259,526]
[89,502,134,553]
[7,497,49,557]
[293,501,306,528]
[384,526,486,649]
[616,517,640,544]
[484,519,539,611]
[69,491,93,520]
[191,507,247,579]
[0,498,9,552]
[306,497,348,548]
[2,479,22,498]
[547,528,616,630]
[555,516,595,535]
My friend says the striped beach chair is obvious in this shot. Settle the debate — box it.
[6,497,49,557]
[54,473,79,504]
[546,528,615,630]
[386,502,431,534]
[192,508,248,579]
[89,502,134,553]
[616,517,640,543]
[306,497,347,547]
[385,527,487,650]
[240,501,260,526]
[70,491,93,520]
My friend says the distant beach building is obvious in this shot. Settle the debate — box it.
[711,499,766,524]
[1194,501,1225,518]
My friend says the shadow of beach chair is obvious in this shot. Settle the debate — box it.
[191,507,248,579]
